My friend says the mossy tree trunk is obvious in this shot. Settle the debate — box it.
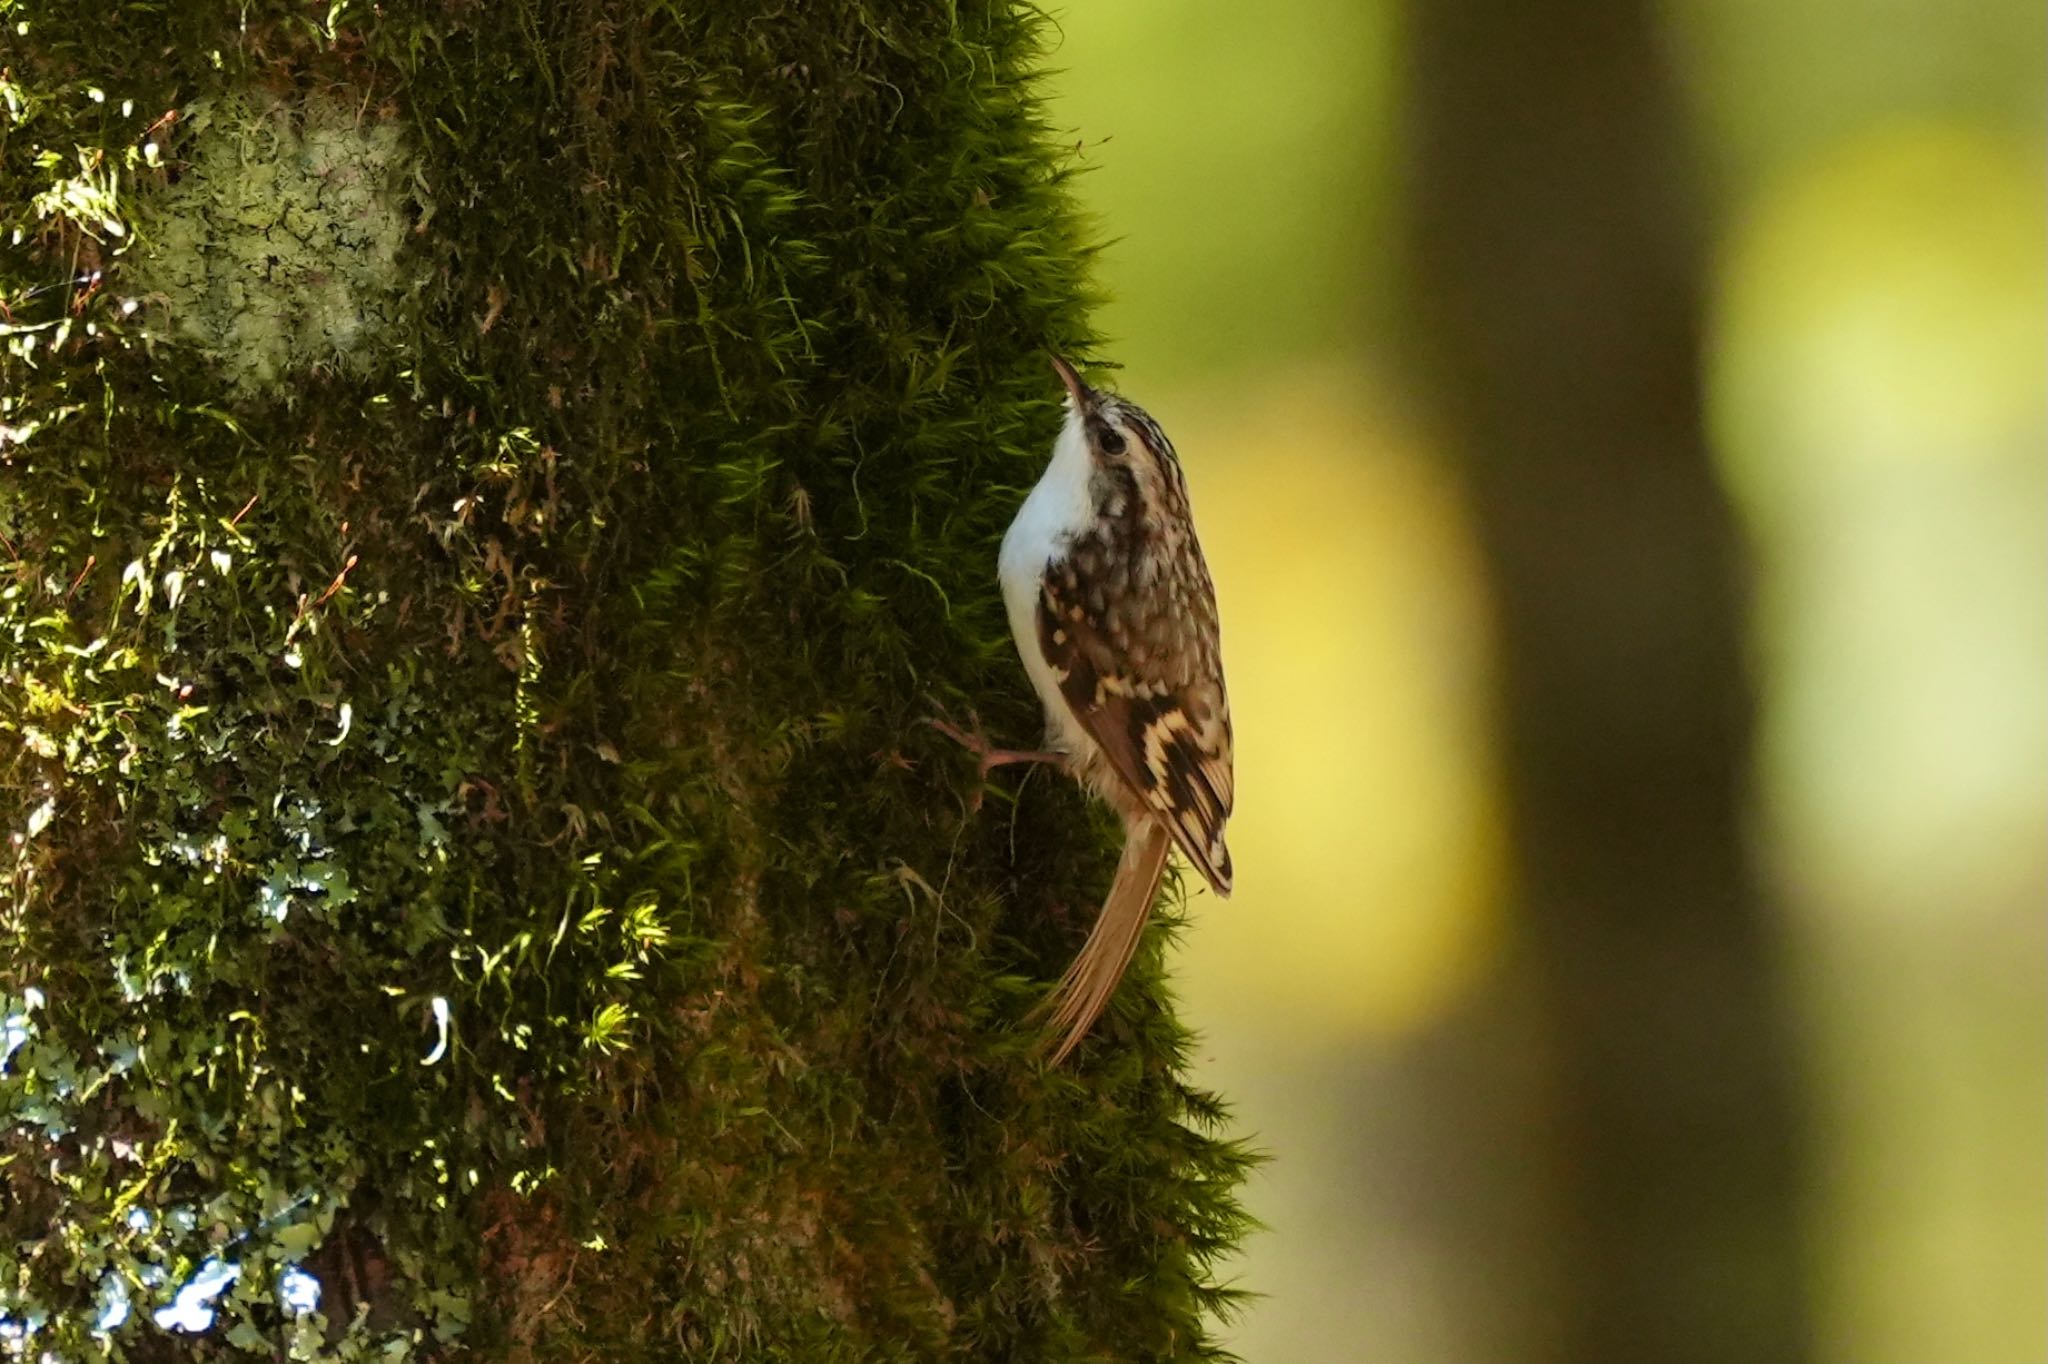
[1404,3,1810,1362]
[0,5,1248,1359]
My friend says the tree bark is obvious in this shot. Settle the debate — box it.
[1403,3,1811,1360]
[0,5,1247,1358]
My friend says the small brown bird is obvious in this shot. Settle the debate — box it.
[940,356,1234,1062]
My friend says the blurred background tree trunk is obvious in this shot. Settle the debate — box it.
[0,4,1247,1358]
[1404,3,1812,1361]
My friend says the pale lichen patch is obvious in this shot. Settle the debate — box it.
[129,91,424,393]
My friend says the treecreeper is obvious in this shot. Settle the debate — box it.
[936,356,1234,1061]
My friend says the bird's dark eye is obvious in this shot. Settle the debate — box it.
[1096,425,1127,456]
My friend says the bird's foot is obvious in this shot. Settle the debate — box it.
[922,714,1068,793]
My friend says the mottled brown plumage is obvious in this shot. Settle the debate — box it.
[1035,485,1233,895]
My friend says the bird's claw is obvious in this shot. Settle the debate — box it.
[921,713,1067,796]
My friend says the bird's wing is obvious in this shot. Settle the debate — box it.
[1037,546,1234,896]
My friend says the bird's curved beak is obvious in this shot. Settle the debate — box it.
[1048,353,1095,412]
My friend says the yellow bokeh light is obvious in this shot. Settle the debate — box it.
[1164,370,1506,1039]
[1713,121,2047,500]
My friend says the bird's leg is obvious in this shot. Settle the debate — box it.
[923,715,1068,781]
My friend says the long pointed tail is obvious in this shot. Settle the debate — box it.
[1039,820,1172,1064]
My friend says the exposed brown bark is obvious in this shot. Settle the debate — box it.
[1403,4,1811,1360]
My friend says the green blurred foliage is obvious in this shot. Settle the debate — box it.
[1047,0,1401,379]
[1049,0,2045,1359]
[1712,119,2046,1364]
[1672,0,2047,184]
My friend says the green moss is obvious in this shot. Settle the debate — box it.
[0,3,1253,1361]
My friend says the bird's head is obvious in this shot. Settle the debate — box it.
[1048,354,1172,475]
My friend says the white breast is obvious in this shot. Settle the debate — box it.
[998,410,1099,758]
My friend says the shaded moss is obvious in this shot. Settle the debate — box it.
[1,2,1254,1361]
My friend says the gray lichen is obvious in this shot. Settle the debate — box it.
[130,92,423,392]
